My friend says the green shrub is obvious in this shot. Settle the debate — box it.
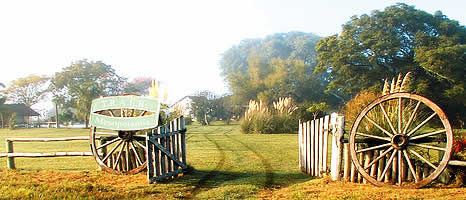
[8,113,17,130]
[240,98,298,134]
[184,117,193,125]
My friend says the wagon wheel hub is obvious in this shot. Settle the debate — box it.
[391,134,408,149]
[118,131,135,141]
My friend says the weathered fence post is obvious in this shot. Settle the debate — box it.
[6,139,15,169]
[330,115,344,181]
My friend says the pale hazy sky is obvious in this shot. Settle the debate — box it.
[0,0,464,108]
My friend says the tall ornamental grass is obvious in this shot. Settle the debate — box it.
[241,97,298,134]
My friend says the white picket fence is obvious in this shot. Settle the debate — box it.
[298,114,345,180]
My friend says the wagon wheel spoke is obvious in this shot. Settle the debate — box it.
[130,141,144,166]
[364,115,394,137]
[398,97,402,134]
[126,142,130,171]
[403,101,421,134]
[356,143,392,153]
[356,132,391,141]
[96,137,121,150]
[377,149,397,182]
[379,103,397,135]
[398,149,402,185]
[409,129,446,140]
[102,140,124,163]
[406,112,437,137]
[134,140,147,150]
[133,134,148,139]
[408,149,438,170]
[410,143,446,151]
[403,150,420,182]
[113,141,127,169]
[364,146,394,170]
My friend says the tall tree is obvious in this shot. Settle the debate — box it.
[4,75,49,107]
[315,3,465,124]
[190,91,217,125]
[220,32,333,109]
[51,60,126,127]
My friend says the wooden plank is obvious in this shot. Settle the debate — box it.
[146,132,154,183]
[370,150,378,180]
[319,117,324,177]
[6,136,92,142]
[378,150,385,181]
[323,115,329,175]
[350,160,356,182]
[160,125,167,175]
[175,118,181,167]
[358,152,363,183]
[155,136,160,177]
[314,119,319,176]
[303,121,312,175]
[0,152,94,157]
[449,160,466,166]
[363,151,372,184]
[298,120,302,171]
[309,120,314,176]
[180,117,187,167]
[151,141,187,169]
[343,143,350,181]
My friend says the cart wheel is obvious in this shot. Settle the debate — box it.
[349,93,453,188]
[89,108,148,174]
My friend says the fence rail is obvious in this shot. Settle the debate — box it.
[1,136,94,169]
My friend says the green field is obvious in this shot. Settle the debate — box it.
[0,122,464,199]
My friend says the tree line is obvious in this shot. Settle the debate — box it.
[220,3,465,127]
[0,60,155,127]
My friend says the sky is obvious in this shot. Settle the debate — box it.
[0,0,464,110]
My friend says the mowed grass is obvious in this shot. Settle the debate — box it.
[0,122,464,199]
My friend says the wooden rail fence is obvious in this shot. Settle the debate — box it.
[0,136,95,169]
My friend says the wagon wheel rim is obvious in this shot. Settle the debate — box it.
[349,93,453,188]
[89,107,148,174]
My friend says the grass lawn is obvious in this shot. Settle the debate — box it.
[0,122,464,199]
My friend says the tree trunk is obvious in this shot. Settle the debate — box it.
[55,103,59,128]
[204,113,209,126]
[0,112,3,128]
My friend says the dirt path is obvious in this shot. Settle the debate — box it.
[190,128,233,198]
[222,132,275,188]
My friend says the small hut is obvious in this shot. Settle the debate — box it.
[0,104,40,128]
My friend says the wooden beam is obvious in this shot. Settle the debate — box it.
[0,152,94,157]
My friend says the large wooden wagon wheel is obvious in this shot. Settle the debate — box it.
[89,96,160,174]
[349,93,453,188]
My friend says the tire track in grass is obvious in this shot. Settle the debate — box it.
[190,127,233,198]
[222,132,275,188]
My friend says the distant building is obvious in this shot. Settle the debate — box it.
[0,104,40,127]
[169,96,194,118]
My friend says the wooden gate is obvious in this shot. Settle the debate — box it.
[298,114,345,179]
[146,116,188,183]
